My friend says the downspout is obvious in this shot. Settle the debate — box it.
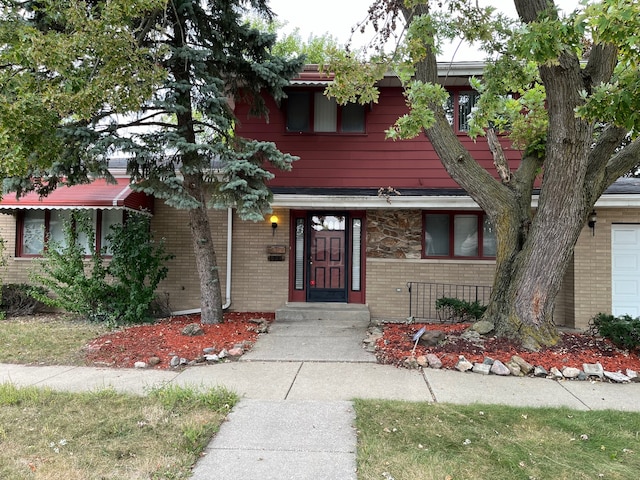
[171,207,233,315]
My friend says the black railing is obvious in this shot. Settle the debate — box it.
[407,282,492,321]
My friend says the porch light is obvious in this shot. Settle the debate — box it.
[270,214,279,236]
[588,210,597,236]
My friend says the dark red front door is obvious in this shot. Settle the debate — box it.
[308,214,348,302]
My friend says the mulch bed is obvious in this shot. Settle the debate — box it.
[82,313,640,375]
[83,312,274,369]
[375,322,640,373]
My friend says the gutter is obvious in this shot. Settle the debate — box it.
[171,207,233,315]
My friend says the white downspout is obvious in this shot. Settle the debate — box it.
[171,207,233,315]
[222,207,233,309]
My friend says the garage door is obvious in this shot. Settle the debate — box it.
[612,225,640,317]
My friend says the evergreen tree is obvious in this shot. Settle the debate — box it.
[0,0,304,323]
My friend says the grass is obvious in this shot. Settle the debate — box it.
[0,383,238,479]
[355,400,640,480]
[0,314,109,365]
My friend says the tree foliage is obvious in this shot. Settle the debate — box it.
[1,0,304,323]
[328,0,640,348]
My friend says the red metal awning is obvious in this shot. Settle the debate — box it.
[0,178,154,214]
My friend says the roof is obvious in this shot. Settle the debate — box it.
[0,177,154,214]
[289,62,487,88]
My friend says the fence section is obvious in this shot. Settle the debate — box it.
[407,282,492,321]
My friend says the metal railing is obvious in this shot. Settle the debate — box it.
[407,282,492,321]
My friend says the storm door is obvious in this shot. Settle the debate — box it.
[307,213,348,302]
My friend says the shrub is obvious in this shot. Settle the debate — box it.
[30,211,172,326]
[435,297,487,323]
[0,283,48,317]
[588,313,640,351]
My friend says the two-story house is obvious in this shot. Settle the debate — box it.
[2,62,640,330]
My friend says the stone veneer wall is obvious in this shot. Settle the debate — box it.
[366,210,423,259]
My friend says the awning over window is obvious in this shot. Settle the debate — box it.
[0,178,153,214]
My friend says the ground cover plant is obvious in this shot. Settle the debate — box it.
[355,399,640,480]
[0,383,237,480]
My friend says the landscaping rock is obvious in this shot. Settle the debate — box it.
[218,349,228,359]
[404,356,419,369]
[550,367,564,380]
[228,347,244,358]
[134,361,147,369]
[472,320,495,335]
[482,356,494,365]
[416,355,428,367]
[472,362,491,375]
[426,353,443,369]
[561,367,581,379]
[179,357,189,365]
[418,330,445,347]
[170,355,180,367]
[506,361,523,376]
[148,356,161,366]
[455,356,473,372]
[604,371,631,383]
[534,366,548,378]
[511,355,534,375]
[583,362,604,379]
[490,359,511,376]
[181,323,204,336]
[204,354,219,362]
[203,347,216,354]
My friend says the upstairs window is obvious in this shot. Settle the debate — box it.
[18,209,124,257]
[423,211,496,259]
[285,90,365,133]
[445,90,480,132]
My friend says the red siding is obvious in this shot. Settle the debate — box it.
[235,87,522,190]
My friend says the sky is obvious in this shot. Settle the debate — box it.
[267,0,582,61]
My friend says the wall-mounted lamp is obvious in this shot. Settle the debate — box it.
[270,214,279,236]
[588,210,597,236]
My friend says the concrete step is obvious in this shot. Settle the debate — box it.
[275,303,370,325]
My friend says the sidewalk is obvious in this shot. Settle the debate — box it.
[2,316,640,479]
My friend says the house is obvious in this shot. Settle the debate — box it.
[2,62,640,330]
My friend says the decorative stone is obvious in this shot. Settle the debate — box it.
[148,356,161,366]
[577,371,588,381]
[416,355,428,367]
[534,366,548,377]
[170,355,180,367]
[418,330,445,347]
[204,354,219,362]
[550,367,564,380]
[426,353,443,369]
[472,362,491,375]
[181,323,204,336]
[203,347,216,354]
[482,357,495,365]
[626,369,638,382]
[218,349,228,359]
[228,347,244,358]
[472,320,495,335]
[511,355,534,375]
[583,362,604,379]
[561,367,581,379]
[179,357,189,365]
[404,356,419,369]
[506,361,523,376]
[134,361,147,369]
[604,371,631,383]
[490,359,511,376]
[455,356,473,372]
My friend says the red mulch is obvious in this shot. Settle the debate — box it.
[84,312,274,369]
[376,323,640,373]
[83,313,640,375]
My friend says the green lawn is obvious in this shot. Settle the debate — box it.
[355,399,640,480]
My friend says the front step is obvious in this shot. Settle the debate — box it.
[275,303,370,324]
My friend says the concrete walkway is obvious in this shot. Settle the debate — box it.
[2,316,640,480]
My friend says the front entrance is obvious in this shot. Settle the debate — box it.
[308,214,347,302]
[289,210,365,304]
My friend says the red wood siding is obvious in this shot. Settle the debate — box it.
[235,87,522,190]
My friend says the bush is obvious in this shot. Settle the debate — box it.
[435,297,487,323]
[588,313,640,351]
[1,283,48,317]
[30,211,172,326]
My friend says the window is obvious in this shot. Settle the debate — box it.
[445,90,480,132]
[423,211,496,259]
[285,90,365,133]
[17,209,124,256]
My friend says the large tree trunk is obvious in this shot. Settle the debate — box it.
[184,173,224,324]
